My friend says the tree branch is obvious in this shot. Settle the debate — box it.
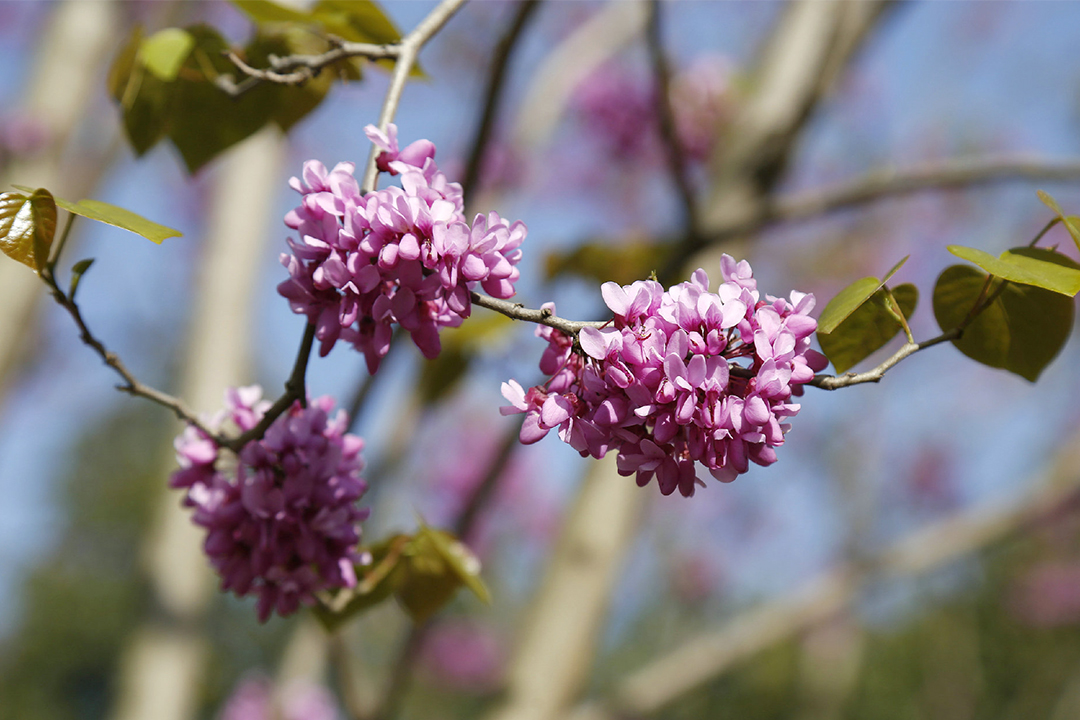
[704,155,1080,244]
[39,266,223,444]
[362,0,468,192]
[461,0,542,209]
[470,291,607,334]
[645,0,700,239]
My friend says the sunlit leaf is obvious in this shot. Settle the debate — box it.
[1037,189,1080,251]
[933,264,1073,382]
[166,25,279,173]
[230,0,315,24]
[818,284,917,374]
[0,189,56,271]
[816,258,910,335]
[109,26,170,156]
[13,185,181,245]
[419,525,491,605]
[948,245,1080,296]
[395,531,460,623]
[310,0,402,45]
[141,28,195,82]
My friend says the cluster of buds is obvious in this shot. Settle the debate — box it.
[277,124,525,373]
[502,256,827,496]
[171,387,368,621]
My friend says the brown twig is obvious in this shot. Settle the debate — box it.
[461,0,542,209]
[704,156,1080,246]
[470,291,606,335]
[645,0,700,239]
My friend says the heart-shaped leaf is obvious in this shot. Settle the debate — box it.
[933,264,1074,382]
[816,257,909,335]
[0,189,57,271]
[948,244,1080,296]
[13,186,181,245]
[1037,189,1080,251]
[141,28,195,82]
[312,534,409,632]
[818,284,917,374]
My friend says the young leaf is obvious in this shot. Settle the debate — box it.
[418,525,491,605]
[816,277,881,335]
[108,26,170,156]
[1036,189,1080,250]
[395,531,460,623]
[948,244,1080,296]
[818,284,918,374]
[166,25,279,173]
[310,0,403,45]
[140,28,195,82]
[13,186,181,244]
[933,265,1073,382]
[230,0,315,24]
[69,258,95,299]
[0,189,57,271]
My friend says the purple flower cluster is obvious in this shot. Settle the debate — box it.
[171,387,368,621]
[502,256,827,497]
[278,124,526,373]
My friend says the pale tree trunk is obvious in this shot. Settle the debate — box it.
[0,0,120,398]
[485,455,644,720]
[109,126,286,720]
[486,4,896,720]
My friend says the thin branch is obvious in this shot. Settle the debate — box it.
[461,0,541,208]
[227,322,316,451]
[221,40,399,91]
[573,463,1080,720]
[809,330,957,390]
[39,267,223,443]
[470,291,606,335]
[705,156,1080,245]
[645,0,700,239]
[362,0,469,192]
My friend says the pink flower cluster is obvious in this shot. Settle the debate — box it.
[502,256,827,497]
[278,124,526,373]
[170,387,368,621]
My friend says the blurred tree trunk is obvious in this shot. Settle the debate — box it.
[0,0,120,400]
[109,126,286,720]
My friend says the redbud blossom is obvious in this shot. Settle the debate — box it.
[171,387,368,622]
[277,125,526,373]
[502,256,827,497]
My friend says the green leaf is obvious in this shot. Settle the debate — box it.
[419,525,491,605]
[1037,189,1080,251]
[818,284,917,374]
[166,25,280,173]
[141,28,195,82]
[230,0,315,24]
[816,257,910,335]
[933,265,1073,382]
[0,189,57,271]
[13,186,181,244]
[69,258,94,299]
[243,29,341,133]
[948,245,1080,296]
[312,534,409,632]
[816,277,881,335]
[310,0,402,44]
[109,26,170,156]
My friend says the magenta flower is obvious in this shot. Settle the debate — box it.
[278,125,526,372]
[171,387,368,622]
[502,256,827,497]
